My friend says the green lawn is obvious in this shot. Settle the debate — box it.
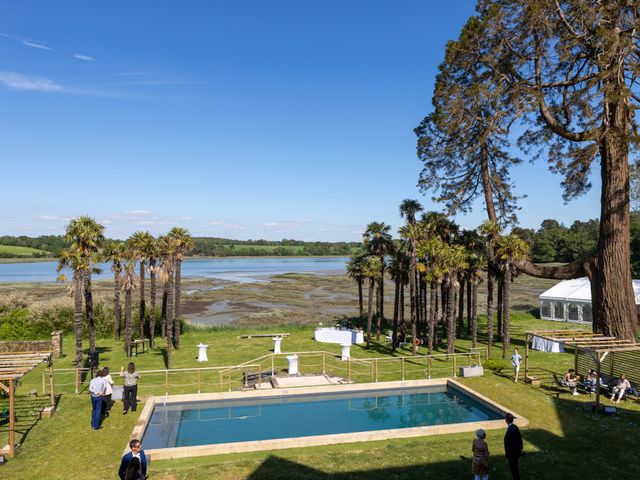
[0,245,50,257]
[2,313,640,479]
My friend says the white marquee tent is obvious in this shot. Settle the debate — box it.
[539,277,640,323]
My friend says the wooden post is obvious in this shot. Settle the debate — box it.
[595,353,602,406]
[610,352,615,375]
[75,367,80,394]
[574,346,579,375]
[228,370,232,392]
[244,367,248,387]
[401,357,405,381]
[375,359,378,382]
[165,370,169,395]
[298,353,301,372]
[9,378,15,457]
[453,354,457,377]
[42,368,46,395]
[348,358,351,383]
[197,368,201,394]
[258,366,262,389]
[271,354,275,375]
[49,363,55,407]
[322,352,326,374]
[428,356,432,379]
[524,333,530,379]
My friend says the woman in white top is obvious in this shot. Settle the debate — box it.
[511,348,522,383]
[102,366,114,416]
[121,362,141,414]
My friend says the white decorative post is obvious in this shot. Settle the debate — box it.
[341,343,351,361]
[273,336,283,355]
[287,354,299,375]
[197,343,208,362]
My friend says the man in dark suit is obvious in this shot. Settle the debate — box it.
[504,413,523,479]
[118,439,148,480]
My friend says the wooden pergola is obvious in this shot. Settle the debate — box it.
[524,329,640,405]
[0,351,54,457]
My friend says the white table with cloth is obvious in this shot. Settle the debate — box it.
[313,328,365,344]
[531,335,564,353]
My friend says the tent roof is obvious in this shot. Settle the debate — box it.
[539,277,640,304]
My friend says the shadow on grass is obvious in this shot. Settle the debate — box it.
[0,394,60,447]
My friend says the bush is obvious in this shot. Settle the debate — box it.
[483,358,505,372]
[0,308,33,339]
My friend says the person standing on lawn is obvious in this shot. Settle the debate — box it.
[511,348,522,383]
[88,369,107,430]
[102,366,114,416]
[504,413,524,480]
[120,362,140,414]
[118,438,148,480]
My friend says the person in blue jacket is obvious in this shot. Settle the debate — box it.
[118,439,148,480]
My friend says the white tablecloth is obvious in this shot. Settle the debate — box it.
[314,328,364,344]
[531,336,564,353]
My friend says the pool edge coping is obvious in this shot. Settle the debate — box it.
[130,378,528,460]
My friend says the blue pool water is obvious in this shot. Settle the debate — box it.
[143,386,501,449]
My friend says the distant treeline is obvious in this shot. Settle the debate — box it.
[0,235,360,258]
[512,214,640,276]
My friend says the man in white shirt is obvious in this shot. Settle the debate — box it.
[89,369,107,430]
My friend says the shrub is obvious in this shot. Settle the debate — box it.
[483,358,505,372]
[0,308,33,339]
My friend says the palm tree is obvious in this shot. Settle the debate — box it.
[346,251,368,319]
[144,237,160,347]
[120,250,140,357]
[129,231,155,340]
[399,199,423,353]
[362,256,382,348]
[495,234,529,359]
[64,216,105,354]
[442,243,467,355]
[363,222,393,328]
[102,241,125,341]
[416,239,447,355]
[159,235,177,367]
[56,247,85,367]
[168,227,194,350]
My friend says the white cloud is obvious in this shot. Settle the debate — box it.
[180,216,194,221]
[208,221,224,226]
[36,215,61,221]
[126,210,153,217]
[73,53,95,62]
[22,40,52,50]
[0,71,63,92]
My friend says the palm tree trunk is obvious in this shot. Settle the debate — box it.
[392,275,400,350]
[83,271,96,354]
[139,261,146,339]
[486,271,495,357]
[471,281,478,348]
[399,282,405,340]
[446,278,457,355]
[161,282,168,338]
[375,278,382,340]
[458,278,465,333]
[114,271,122,341]
[502,269,512,359]
[73,272,83,367]
[466,280,472,335]
[166,272,174,368]
[174,259,183,320]
[428,281,437,354]
[357,278,364,318]
[366,279,375,347]
[497,275,503,340]
[441,285,448,341]
[149,259,157,347]
[379,260,385,323]
[124,289,132,357]
[409,246,418,355]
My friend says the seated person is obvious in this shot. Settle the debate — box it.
[579,369,599,392]
[610,374,631,404]
[561,368,579,396]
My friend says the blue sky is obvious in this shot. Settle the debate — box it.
[0,0,600,241]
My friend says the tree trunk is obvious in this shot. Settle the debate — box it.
[466,280,472,335]
[409,244,418,355]
[149,259,157,347]
[73,272,83,367]
[471,281,478,348]
[375,277,382,341]
[486,271,495,357]
[502,268,511,359]
[174,259,183,321]
[166,272,174,368]
[458,278,465,333]
[392,274,400,350]
[161,283,168,338]
[113,271,121,341]
[400,282,405,336]
[139,261,146,340]
[497,275,503,340]
[124,289,132,357]
[379,260,385,323]
[446,277,457,355]
[357,278,364,318]
[428,281,437,354]
[83,271,96,354]
[441,285,448,341]
[366,279,375,347]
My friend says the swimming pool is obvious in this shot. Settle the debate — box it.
[134,379,526,459]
